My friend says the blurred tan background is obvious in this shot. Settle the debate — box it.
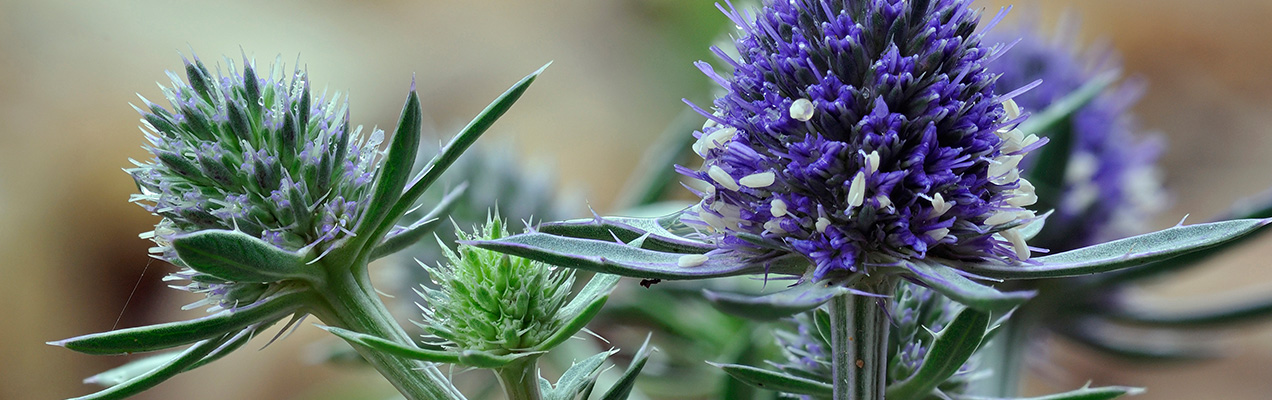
[2,0,1271,399]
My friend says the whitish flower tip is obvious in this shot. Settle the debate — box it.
[678,254,710,268]
[740,172,776,188]
[708,165,740,191]
[1003,99,1021,120]
[789,98,814,121]
[771,198,789,217]
[815,217,831,233]
[847,171,866,207]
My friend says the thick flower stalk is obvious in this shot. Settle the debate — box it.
[773,283,980,399]
[681,0,1040,281]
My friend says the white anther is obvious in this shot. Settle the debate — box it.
[847,171,867,207]
[984,211,1019,226]
[790,98,815,121]
[1000,228,1031,260]
[703,118,719,129]
[740,172,776,188]
[771,198,789,217]
[708,165,740,191]
[866,150,881,175]
[678,254,710,268]
[1007,179,1037,207]
[926,227,950,241]
[876,195,892,209]
[764,220,787,234]
[930,193,953,218]
[816,217,832,233]
[989,155,1023,179]
[692,127,739,157]
[1003,99,1021,120]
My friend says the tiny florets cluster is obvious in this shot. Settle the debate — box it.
[130,55,385,310]
[683,0,1041,279]
[986,27,1165,252]
[416,216,576,353]
[775,283,977,397]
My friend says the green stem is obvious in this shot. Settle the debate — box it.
[829,278,894,400]
[496,359,543,400]
[316,268,465,400]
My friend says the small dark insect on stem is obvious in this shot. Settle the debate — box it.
[639,278,662,288]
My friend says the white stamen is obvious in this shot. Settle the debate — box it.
[708,165,740,191]
[989,155,1023,179]
[1003,99,1021,120]
[1000,228,1031,260]
[816,217,831,233]
[764,220,787,234]
[698,208,725,231]
[984,211,1019,226]
[703,118,719,129]
[790,98,815,121]
[930,193,953,217]
[771,198,789,217]
[707,126,739,145]
[847,171,866,207]
[866,150,881,175]
[1007,179,1037,207]
[876,195,892,209]
[926,227,950,241]
[740,172,776,188]
[678,254,710,268]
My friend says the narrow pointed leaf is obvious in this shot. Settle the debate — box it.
[951,385,1144,400]
[703,280,848,321]
[711,363,832,397]
[599,334,656,400]
[1018,210,1052,241]
[546,350,612,400]
[1094,196,1272,285]
[172,230,317,283]
[904,261,1034,312]
[459,349,544,369]
[372,64,549,247]
[319,326,460,364]
[85,322,268,387]
[369,182,469,260]
[69,335,226,400]
[50,291,305,355]
[1103,295,1272,328]
[537,273,621,351]
[959,218,1271,280]
[466,232,807,280]
[886,308,990,400]
[538,210,714,254]
[357,89,423,237]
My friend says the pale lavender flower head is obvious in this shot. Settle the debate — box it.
[129,55,384,310]
[986,26,1165,252]
[683,0,1042,279]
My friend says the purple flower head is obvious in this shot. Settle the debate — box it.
[986,25,1165,252]
[684,0,1041,280]
[129,55,385,310]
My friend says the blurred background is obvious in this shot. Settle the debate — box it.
[3,0,1272,399]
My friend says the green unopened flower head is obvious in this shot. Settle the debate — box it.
[130,55,384,311]
[418,213,576,354]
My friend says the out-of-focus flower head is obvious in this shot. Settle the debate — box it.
[986,23,1165,252]
[681,0,1042,280]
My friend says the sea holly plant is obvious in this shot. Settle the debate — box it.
[467,1,1272,399]
[48,54,549,400]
